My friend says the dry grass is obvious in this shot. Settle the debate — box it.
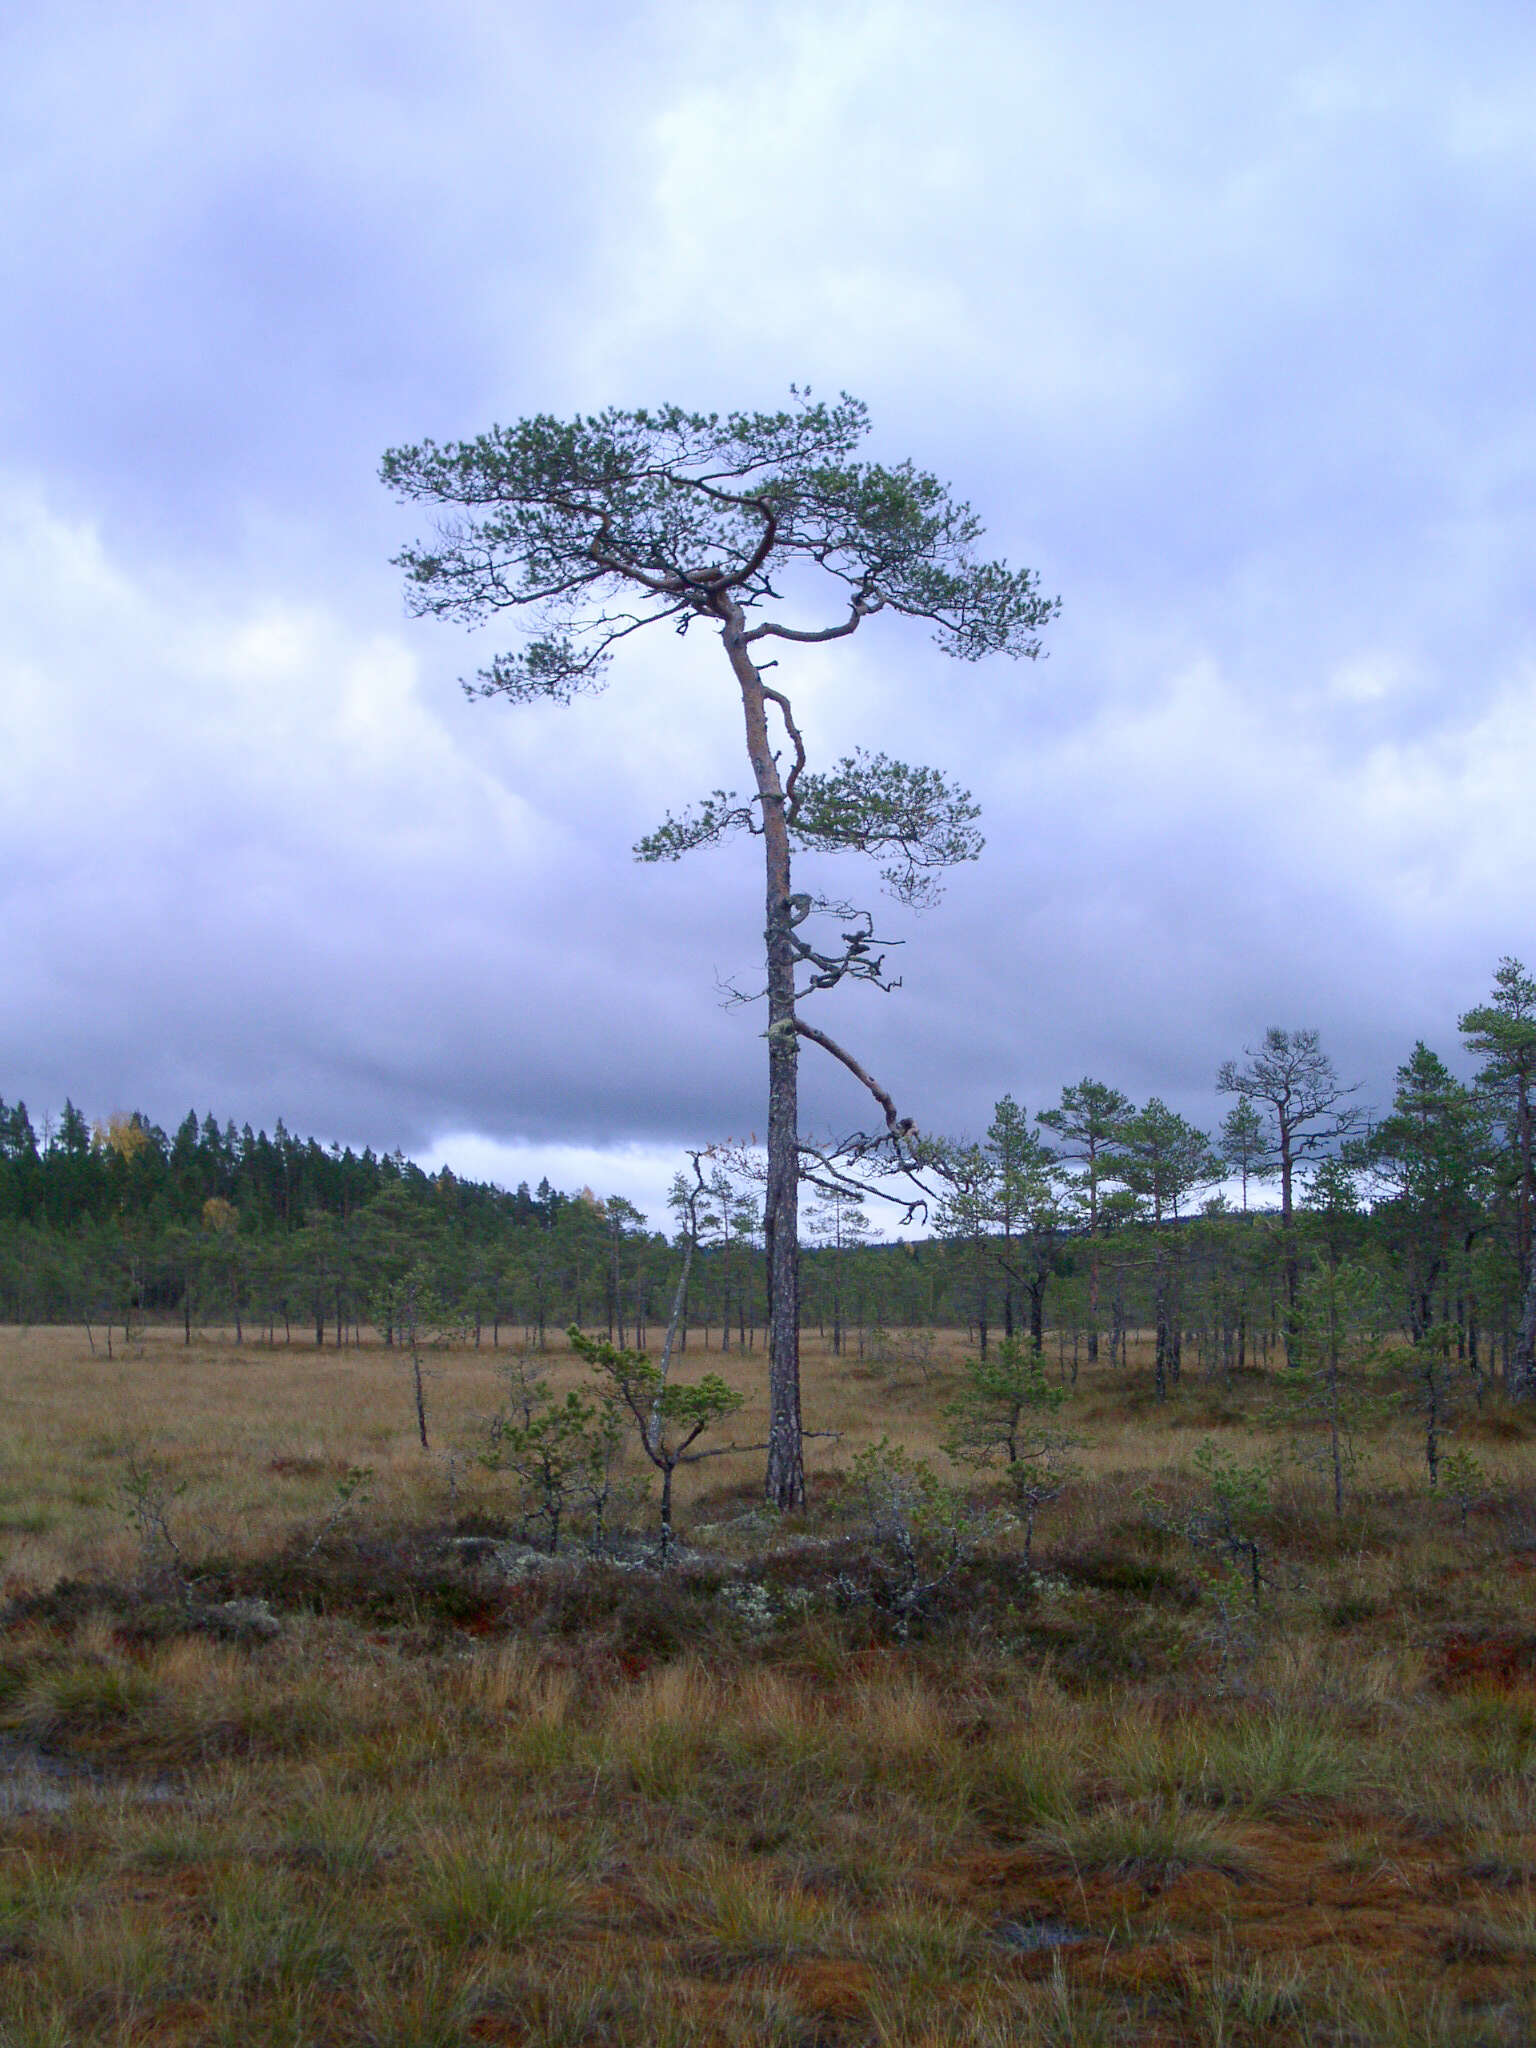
[0,1320,1533,2042]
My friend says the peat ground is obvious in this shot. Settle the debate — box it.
[0,1322,1532,2044]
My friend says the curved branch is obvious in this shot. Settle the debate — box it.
[685,480,781,583]
[744,606,864,646]
[796,1138,934,1227]
[760,684,807,807]
[793,1019,912,1140]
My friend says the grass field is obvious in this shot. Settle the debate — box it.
[0,1320,1533,2045]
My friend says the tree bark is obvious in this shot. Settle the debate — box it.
[721,604,804,1508]
[1511,1265,1536,1399]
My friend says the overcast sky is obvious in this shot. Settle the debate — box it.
[4,0,1534,1225]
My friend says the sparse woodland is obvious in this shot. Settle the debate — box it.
[0,966,1535,2041]
[3,966,1534,1399]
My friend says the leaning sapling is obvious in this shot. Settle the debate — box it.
[569,1326,752,1559]
[303,1465,375,1560]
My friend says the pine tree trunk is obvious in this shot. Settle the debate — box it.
[723,605,804,1508]
[1511,1266,1536,1399]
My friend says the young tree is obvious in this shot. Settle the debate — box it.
[1460,958,1536,1392]
[1037,1080,1132,1360]
[382,394,1056,1507]
[1118,1100,1220,1226]
[485,1387,625,1554]
[570,1326,749,1559]
[983,1096,1064,1355]
[934,1143,998,1357]
[372,1263,462,1450]
[1218,1099,1275,1213]
[943,1337,1080,1569]
[200,1195,246,1343]
[805,1183,868,1358]
[1280,1215,1378,1520]
[1217,1029,1363,1313]
[1361,1043,1489,1344]
[1118,1100,1221,1398]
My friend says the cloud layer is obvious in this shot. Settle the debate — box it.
[4,0,1534,1221]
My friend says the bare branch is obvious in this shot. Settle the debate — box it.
[744,606,865,646]
[760,684,807,807]
[786,903,903,997]
[795,1137,936,1227]
[793,1019,911,1141]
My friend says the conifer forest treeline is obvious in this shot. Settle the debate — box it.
[3,958,1534,1395]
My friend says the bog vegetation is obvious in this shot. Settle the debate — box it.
[0,1315,1533,2044]
[0,962,1533,2041]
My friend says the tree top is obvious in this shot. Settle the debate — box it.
[381,389,1058,701]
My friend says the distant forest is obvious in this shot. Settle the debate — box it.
[2,957,1533,1393]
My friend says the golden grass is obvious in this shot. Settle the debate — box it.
[0,1319,1533,2042]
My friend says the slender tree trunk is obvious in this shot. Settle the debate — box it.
[1279,1124,1300,1336]
[722,606,804,1508]
[1511,1266,1536,1398]
[411,1346,429,1449]
[651,1225,696,1456]
[1518,1073,1533,1289]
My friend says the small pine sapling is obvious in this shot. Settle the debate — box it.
[120,1450,191,1606]
[1383,1322,1459,1493]
[303,1465,375,1560]
[1144,1440,1275,1616]
[485,1388,626,1555]
[1436,1446,1488,1538]
[372,1264,466,1450]
[942,1336,1081,1570]
[1272,1258,1382,1518]
[498,1347,550,1430]
[568,1326,752,1560]
[1190,1440,1274,1611]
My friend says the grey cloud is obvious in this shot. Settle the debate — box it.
[3,0,1535,1219]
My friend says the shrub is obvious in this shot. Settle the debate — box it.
[485,1388,626,1554]
[834,1440,997,1640]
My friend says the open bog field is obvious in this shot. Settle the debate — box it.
[0,1321,1534,2045]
